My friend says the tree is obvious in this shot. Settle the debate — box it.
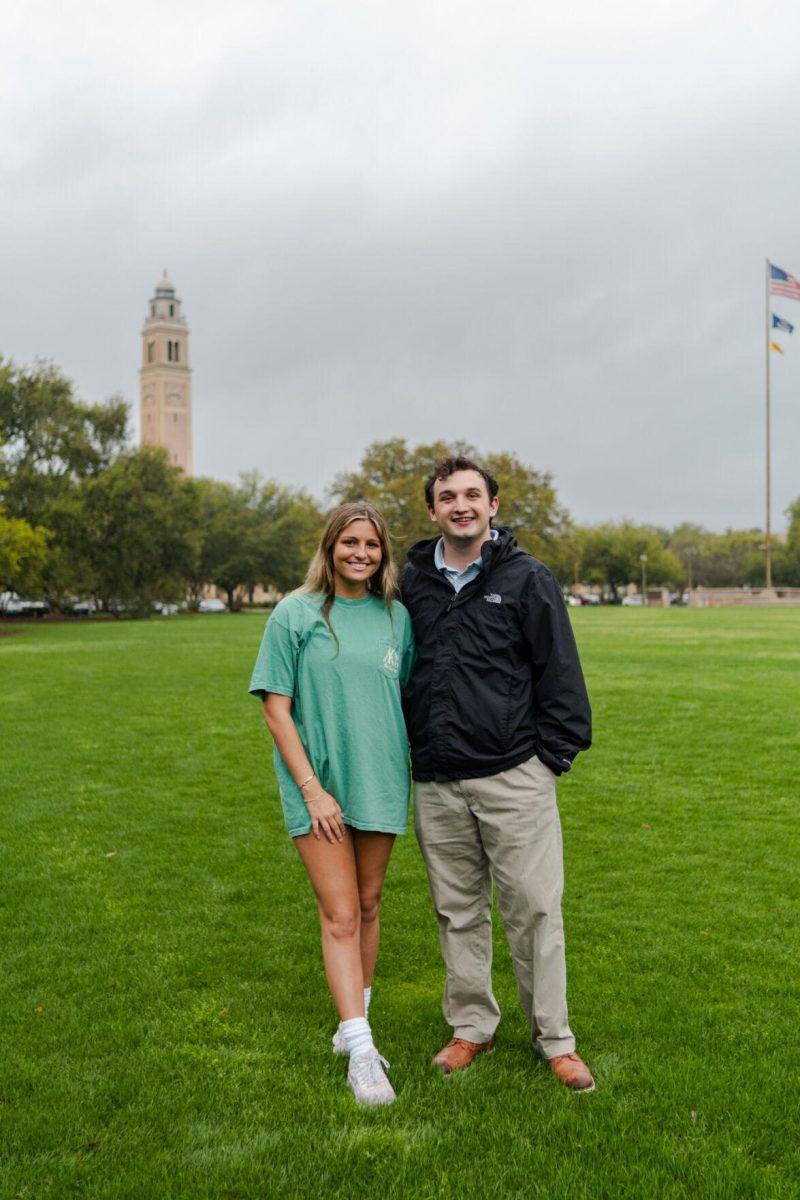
[775,499,800,585]
[787,498,800,547]
[240,473,323,595]
[183,475,325,609]
[0,359,129,605]
[0,509,49,593]
[694,529,763,587]
[546,524,589,589]
[579,523,684,599]
[0,359,128,523]
[665,523,772,588]
[78,446,195,615]
[0,439,50,594]
[668,523,709,590]
[481,451,570,562]
[184,479,262,611]
[331,438,569,563]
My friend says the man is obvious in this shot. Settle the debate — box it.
[400,456,594,1091]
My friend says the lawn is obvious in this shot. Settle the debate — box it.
[1,609,798,1199]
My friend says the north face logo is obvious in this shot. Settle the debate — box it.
[383,646,400,673]
[484,594,502,604]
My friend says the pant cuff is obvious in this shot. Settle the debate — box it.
[535,1035,576,1060]
[454,1025,496,1044]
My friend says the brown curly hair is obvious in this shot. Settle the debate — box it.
[424,456,499,509]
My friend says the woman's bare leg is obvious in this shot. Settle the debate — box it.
[294,829,364,1020]
[351,831,396,988]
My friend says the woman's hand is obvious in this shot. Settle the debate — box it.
[304,789,346,843]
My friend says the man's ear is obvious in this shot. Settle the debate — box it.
[489,496,500,517]
[428,507,438,523]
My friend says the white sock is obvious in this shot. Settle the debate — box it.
[363,986,372,1017]
[341,1016,374,1059]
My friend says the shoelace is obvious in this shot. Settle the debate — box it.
[352,1051,391,1087]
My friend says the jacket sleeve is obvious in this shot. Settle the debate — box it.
[522,566,592,775]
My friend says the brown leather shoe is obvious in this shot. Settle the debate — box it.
[549,1051,595,1092]
[433,1037,495,1074]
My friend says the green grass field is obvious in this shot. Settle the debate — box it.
[1,609,798,1199]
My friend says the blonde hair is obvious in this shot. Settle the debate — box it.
[299,501,397,642]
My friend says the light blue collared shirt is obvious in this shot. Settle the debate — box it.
[434,529,499,593]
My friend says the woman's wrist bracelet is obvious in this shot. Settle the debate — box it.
[303,789,324,805]
[298,773,316,792]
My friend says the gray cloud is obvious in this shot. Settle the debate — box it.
[2,0,800,531]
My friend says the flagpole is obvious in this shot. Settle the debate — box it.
[765,258,773,590]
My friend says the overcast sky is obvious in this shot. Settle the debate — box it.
[3,0,800,531]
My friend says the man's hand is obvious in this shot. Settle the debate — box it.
[304,789,346,843]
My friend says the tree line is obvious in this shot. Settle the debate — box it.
[1,360,799,613]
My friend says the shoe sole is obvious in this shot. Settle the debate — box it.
[346,1082,396,1107]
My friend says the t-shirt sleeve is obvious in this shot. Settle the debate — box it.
[399,606,416,688]
[248,604,302,701]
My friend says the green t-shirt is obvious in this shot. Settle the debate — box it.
[249,591,415,838]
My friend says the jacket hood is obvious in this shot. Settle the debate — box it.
[406,526,525,573]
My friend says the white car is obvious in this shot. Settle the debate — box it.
[72,599,98,616]
[621,594,643,607]
[0,592,24,616]
[153,601,180,615]
[197,598,227,613]
[0,592,50,617]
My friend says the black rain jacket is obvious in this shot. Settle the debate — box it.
[400,528,592,782]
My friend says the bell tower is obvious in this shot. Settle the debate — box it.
[140,271,193,474]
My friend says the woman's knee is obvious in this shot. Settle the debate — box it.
[321,904,360,941]
[359,892,382,926]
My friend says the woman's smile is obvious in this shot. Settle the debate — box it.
[332,519,382,595]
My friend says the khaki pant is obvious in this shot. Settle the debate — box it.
[414,755,575,1059]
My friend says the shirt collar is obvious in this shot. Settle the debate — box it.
[434,528,499,574]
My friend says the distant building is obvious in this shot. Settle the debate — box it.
[140,271,193,474]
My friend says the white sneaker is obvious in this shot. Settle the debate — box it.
[347,1049,395,1107]
[332,1023,347,1055]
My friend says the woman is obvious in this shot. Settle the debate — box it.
[248,502,414,1107]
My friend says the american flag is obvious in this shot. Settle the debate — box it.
[769,262,800,301]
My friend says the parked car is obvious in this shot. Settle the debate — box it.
[23,599,49,617]
[0,592,50,617]
[621,594,643,607]
[565,594,581,607]
[197,598,227,613]
[153,601,180,615]
[0,591,24,616]
[578,594,601,606]
[72,599,98,616]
